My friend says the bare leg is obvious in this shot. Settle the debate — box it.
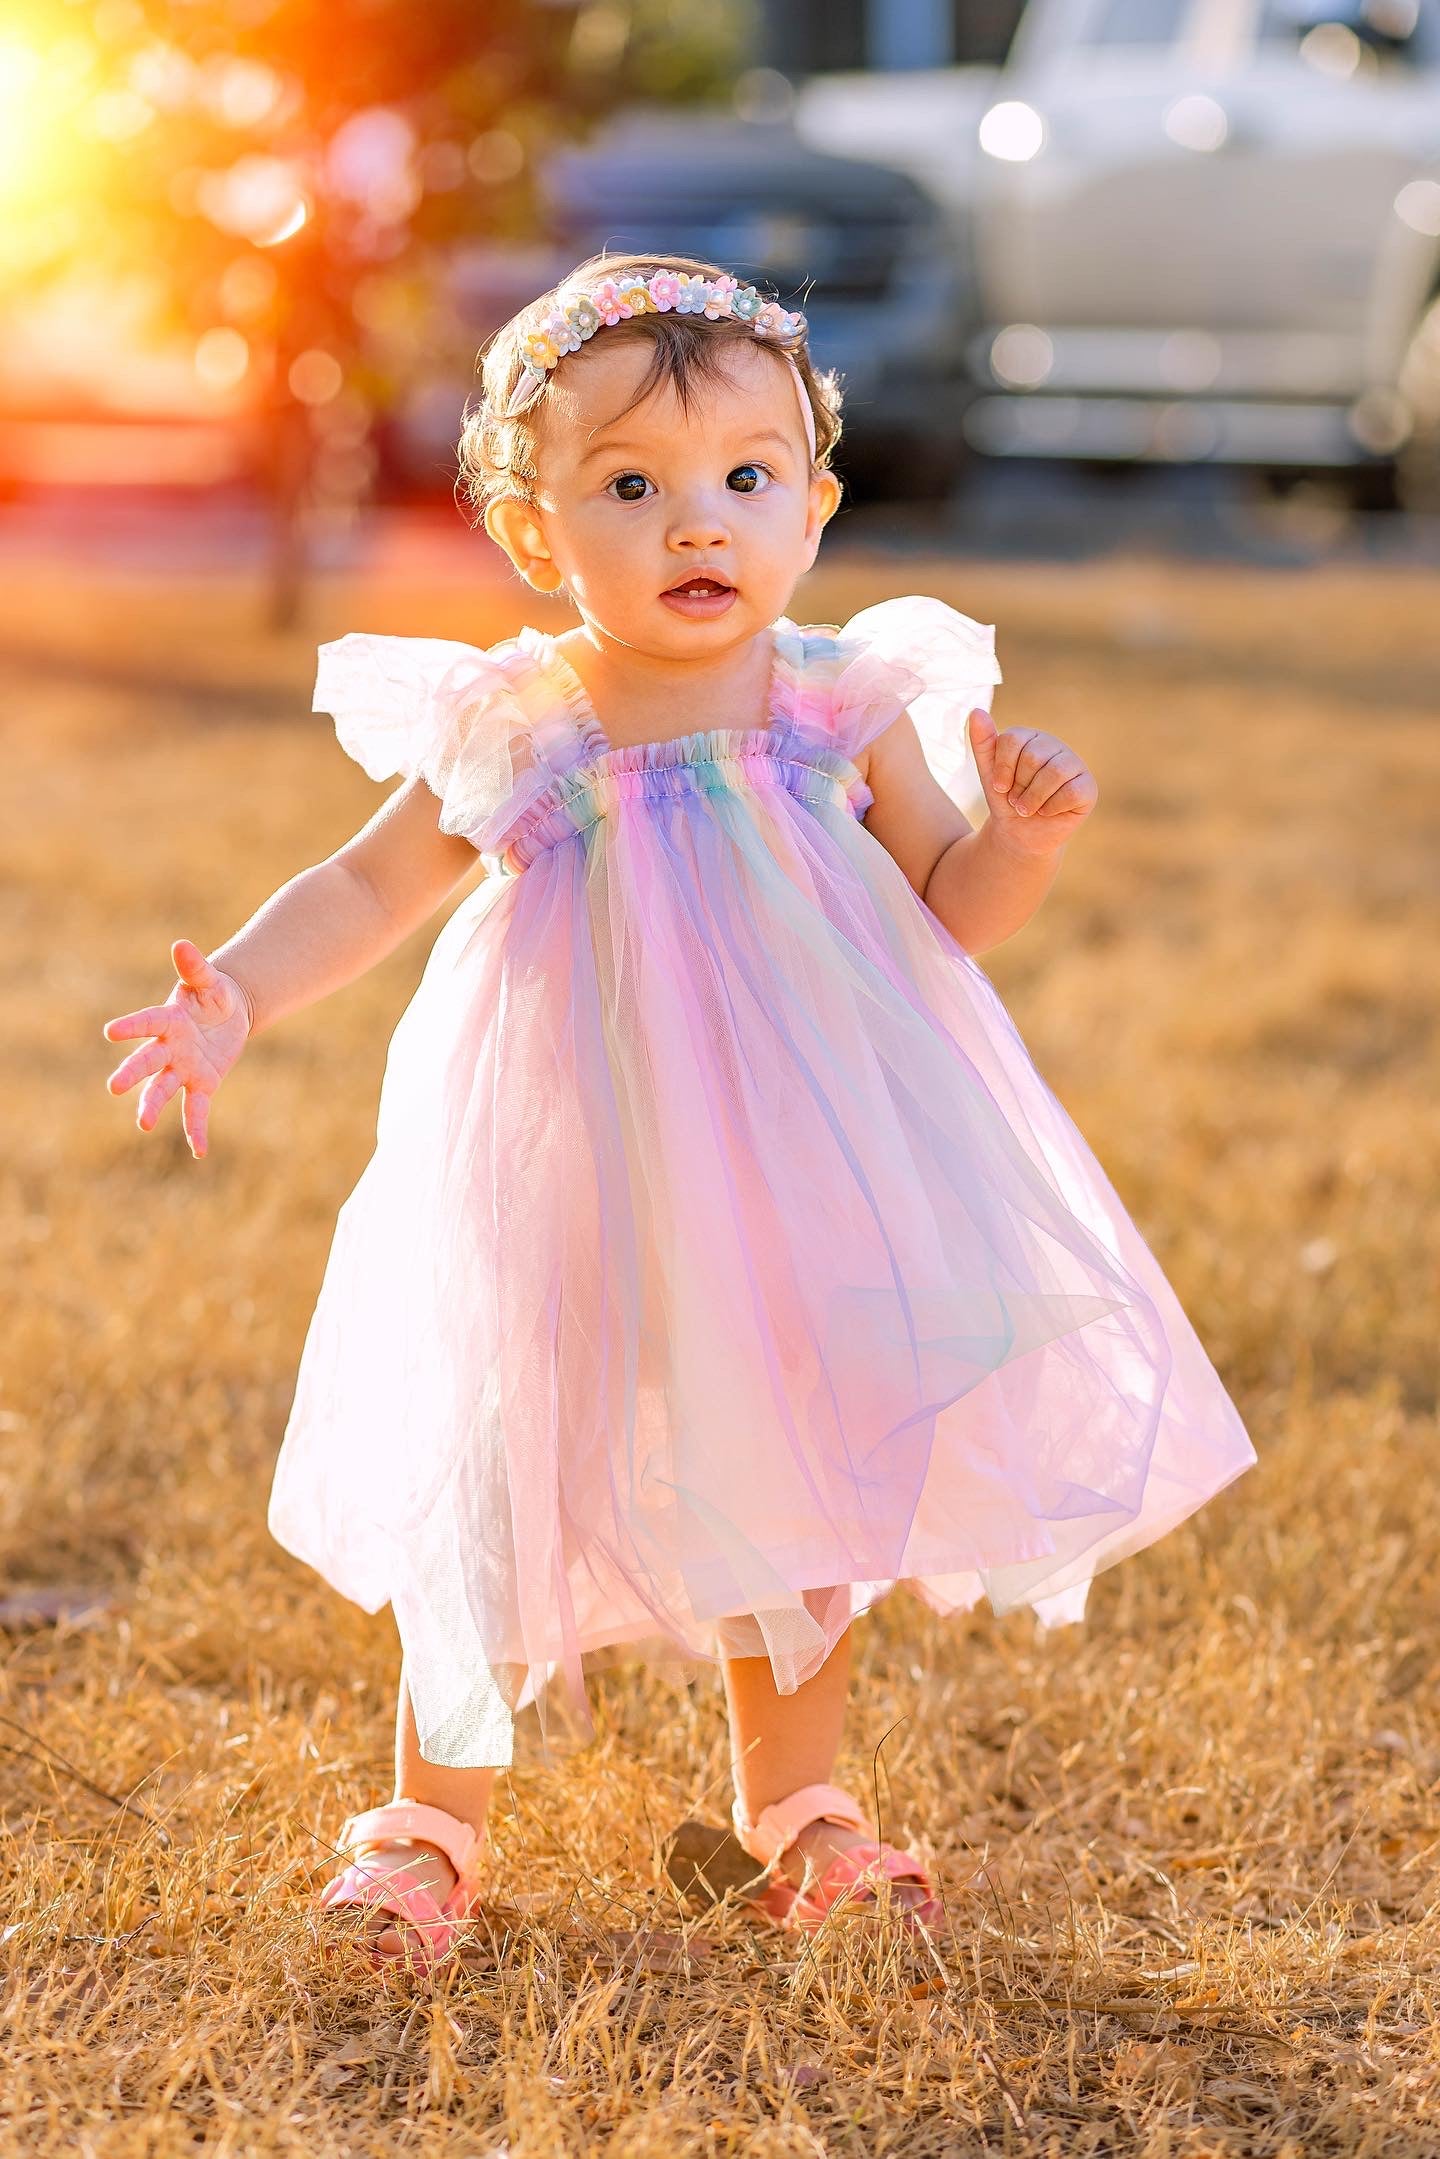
[723,1628,869,1886]
[722,1624,927,1908]
[392,1659,496,1834]
[723,1627,853,1829]
[330,1651,496,1960]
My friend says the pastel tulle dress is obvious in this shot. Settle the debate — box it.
[267,596,1255,1767]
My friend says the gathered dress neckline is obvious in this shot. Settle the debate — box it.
[518,618,808,769]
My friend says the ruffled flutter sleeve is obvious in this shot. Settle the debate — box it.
[313,633,523,848]
[832,596,1002,829]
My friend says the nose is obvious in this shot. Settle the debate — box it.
[666,482,731,553]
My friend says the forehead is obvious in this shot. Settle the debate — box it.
[535,334,802,464]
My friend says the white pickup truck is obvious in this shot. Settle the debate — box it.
[797,0,1440,506]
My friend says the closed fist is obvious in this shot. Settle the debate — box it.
[969,709,1098,852]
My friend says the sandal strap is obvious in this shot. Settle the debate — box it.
[791,1842,942,1930]
[814,1842,932,1894]
[320,1858,448,1933]
[319,1858,474,1972]
[337,1800,482,1882]
[731,1781,869,1871]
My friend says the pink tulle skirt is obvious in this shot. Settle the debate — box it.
[269,711,1254,1766]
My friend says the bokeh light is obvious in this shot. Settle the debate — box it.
[1395,178,1440,237]
[1164,94,1229,154]
[194,325,251,393]
[197,157,310,245]
[978,100,1045,164]
[288,349,344,405]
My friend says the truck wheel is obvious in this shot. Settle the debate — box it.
[1344,462,1402,515]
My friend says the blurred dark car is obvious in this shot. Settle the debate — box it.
[382,113,974,504]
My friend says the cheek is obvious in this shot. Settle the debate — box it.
[748,491,811,554]
[554,506,647,582]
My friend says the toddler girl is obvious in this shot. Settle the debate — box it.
[103,252,1255,1967]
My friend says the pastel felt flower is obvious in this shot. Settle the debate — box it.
[647,269,681,312]
[567,297,602,339]
[752,300,793,339]
[617,278,651,316]
[730,285,763,322]
[590,278,630,326]
[675,274,711,315]
[544,308,583,356]
[520,329,559,372]
[704,275,738,319]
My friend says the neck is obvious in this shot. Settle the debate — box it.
[558,620,778,744]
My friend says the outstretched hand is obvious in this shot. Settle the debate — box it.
[968,708,1098,854]
[102,938,252,1159]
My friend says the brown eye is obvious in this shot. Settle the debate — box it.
[726,464,771,495]
[609,472,652,501]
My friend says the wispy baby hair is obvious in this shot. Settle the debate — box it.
[457,251,844,515]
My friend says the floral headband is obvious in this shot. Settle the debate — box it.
[503,268,817,461]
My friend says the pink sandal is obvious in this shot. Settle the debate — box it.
[317,1801,487,1973]
[731,1782,943,1933]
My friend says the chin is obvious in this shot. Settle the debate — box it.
[656,595,771,633]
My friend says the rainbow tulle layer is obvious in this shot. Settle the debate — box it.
[268,600,1254,1765]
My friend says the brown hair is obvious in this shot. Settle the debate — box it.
[456,251,844,515]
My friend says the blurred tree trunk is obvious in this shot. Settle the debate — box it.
[262,390,311,633]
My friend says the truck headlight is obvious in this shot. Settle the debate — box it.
[979,102,1046,164]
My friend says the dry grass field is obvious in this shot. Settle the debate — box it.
[2,539,1438,2156]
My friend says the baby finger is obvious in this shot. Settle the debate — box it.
[103,1004,177,1044]
[1035,773,1096,817]
[182,1087,211,1160]
[1007,751,1064,815]
[107,1040,169,1097]
[137,1068,181,1133]
[989,728,1034,797]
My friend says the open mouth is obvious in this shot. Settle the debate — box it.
[666,575,733,597]
[661,573,737,616]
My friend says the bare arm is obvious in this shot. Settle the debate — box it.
[103,778,479,1156]
[861,707,1097,954]
[213,777,480,1036]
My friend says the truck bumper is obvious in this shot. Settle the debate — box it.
[962,392,1403,468]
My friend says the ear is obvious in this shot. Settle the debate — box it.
[484,494,564,593]
[801,467,842,563]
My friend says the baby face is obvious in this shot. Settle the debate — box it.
[488,336,839,660]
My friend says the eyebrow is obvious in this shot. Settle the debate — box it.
[577,425,796,468]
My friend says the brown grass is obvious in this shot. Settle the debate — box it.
[2,537,1438,2155]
